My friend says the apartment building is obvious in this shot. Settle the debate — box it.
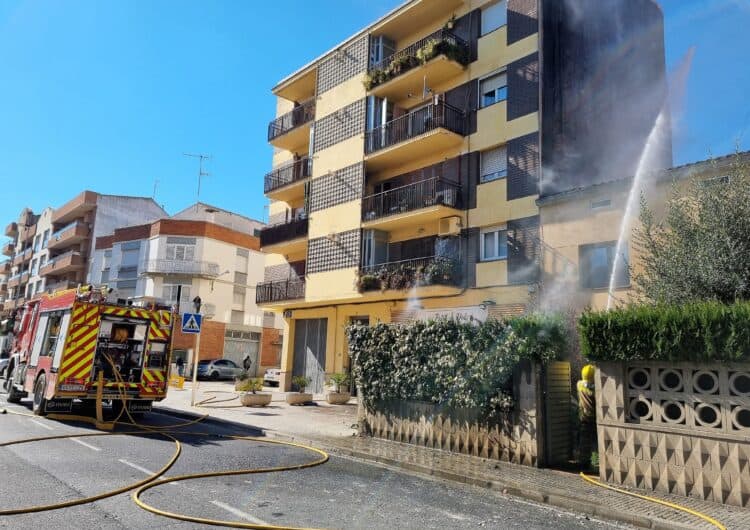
[0,191,167,317]
[90,203,282,374]
[538,151,750,311]
[257,0,669,391]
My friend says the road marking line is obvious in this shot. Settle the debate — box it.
[118,459,178,485]
[210,500,269,525]
[30,419,54,430]
[71,438,101,451]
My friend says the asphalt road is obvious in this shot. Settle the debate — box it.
[0,391,631,530]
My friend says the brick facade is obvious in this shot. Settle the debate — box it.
[171,319,226,361]
[260,327,282,367]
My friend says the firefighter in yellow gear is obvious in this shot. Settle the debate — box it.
[577,364,597,469]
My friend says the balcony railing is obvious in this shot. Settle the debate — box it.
[142,259,221,278]
[362,177,461,222]
[367,28,470,89]
[365,101,465,154]
[256,279,306,304]
[2,243,14,256]
[51,220,87,240]
[359,255,459,292]
[41,250,84,276]
[260,217,309,248]
[267,100,315,142]
[264,157,312,194]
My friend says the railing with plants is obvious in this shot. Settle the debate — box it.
[362,177,461,221]
[357,256,458,292]
[267,100,316,141]
[365,101,465,154]
[264,157,312,193]
[364,28,470,91]
[259,217,309,247]
[256,278,306,304]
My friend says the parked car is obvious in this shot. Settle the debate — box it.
[196,359,242,380]
[0,351,9,379]
[263,368,280,387]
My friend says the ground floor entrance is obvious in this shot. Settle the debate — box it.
[292,318,327,393]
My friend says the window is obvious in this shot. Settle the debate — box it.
[120,241,140,268]
[35,280,43,294]
[481,226,508,261]
[33,235,41,253]
[233,286,246,306]
[163,283,191,303]
[30,258,38,276]
[41,229,50,249]
[166,236,196,261]
[235,248,248,273]
[481,0,507,35]
[41,314,63,357]
[234,271,247,285]
[230,310,244,325]
[480,146,508,183]
[101,249,111,283]
[39,254,47,268]
[479,71,507,108]
[579,242,629,289]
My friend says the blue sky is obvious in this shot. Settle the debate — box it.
[1,0,748,222]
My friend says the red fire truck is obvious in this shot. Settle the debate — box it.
[3,286,174,416]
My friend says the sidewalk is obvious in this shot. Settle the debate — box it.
[156,383,748,530]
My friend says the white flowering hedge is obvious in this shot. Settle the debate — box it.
[346,315,566,419]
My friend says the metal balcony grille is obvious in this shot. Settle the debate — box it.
[267,100,316,141]
[142,259,220,278]
[369,28,469,74]
[256,279,305,304]
[362,177,461,221]
[259,217,309,247]
[364,101,465,154]
[264,157,312,193]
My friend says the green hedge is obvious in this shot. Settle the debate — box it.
[578,302,750,362]
[346,314,565,418]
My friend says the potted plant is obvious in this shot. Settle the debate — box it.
[234,369,250,390]
[326,373,351,404]
[237,378,272,407]
[286,375,313,405]
[356,273,380,293]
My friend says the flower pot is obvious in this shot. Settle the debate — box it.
[326,391,351,405]
[286,392,313,405]
[240,392,272,407]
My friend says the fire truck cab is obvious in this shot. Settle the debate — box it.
[3,286,174,416]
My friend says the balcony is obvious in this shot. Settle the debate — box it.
[142,259,221,279]
[364,101,466,171]
[12,247,32,267]
[358,256,460,292]
[0,261,9,274]
[259,218,309,255]
[267,100,315,151]
[52,190,97,225]
[4,222,18,238]
[2,242,14,257]
[4,297,24,311]
[7,274,21,289]
[264,157,312,201]
[48,221,90,250]
[366,29,469,104]
[46,280,77,293]
[0,281,7,293]
[256,279,306,305]
[362,178,462,230]
[40,251,85,277]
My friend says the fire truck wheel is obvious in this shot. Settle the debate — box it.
[6,367,23,404]
[32,374,48,416]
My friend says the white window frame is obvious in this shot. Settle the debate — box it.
[478,69,508,109]
[481,0,508,36]
[480,225,508,262]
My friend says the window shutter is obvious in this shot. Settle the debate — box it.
[480,72,507,95]
[481,146,508,178]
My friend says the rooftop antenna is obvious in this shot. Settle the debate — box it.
[183,152,211,210]
[152,177,159,199]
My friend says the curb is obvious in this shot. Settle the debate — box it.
[153,407,704,530]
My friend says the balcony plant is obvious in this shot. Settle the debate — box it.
[422,257,456,285]
[237,378,272,407]
[356,273,380,293]
[326,372,352,405]
[287,375,313,405]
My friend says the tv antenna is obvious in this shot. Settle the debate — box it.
[152,177,159,199]
[183,152,211,207]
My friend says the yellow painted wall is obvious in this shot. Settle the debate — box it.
[313,135,365,177]
[471,29,538,81]
[469,178,538,227]
[476,259,508,287]
[305,268,360,303]
[308,201,363,238]
[316,75,366,119]
[471,107,537,151]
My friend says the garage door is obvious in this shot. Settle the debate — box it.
[292,318,327,394]
[224,331,260,376]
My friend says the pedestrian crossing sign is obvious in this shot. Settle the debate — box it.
[181,313,202,334]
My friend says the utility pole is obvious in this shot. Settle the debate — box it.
[183,153,211,208]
